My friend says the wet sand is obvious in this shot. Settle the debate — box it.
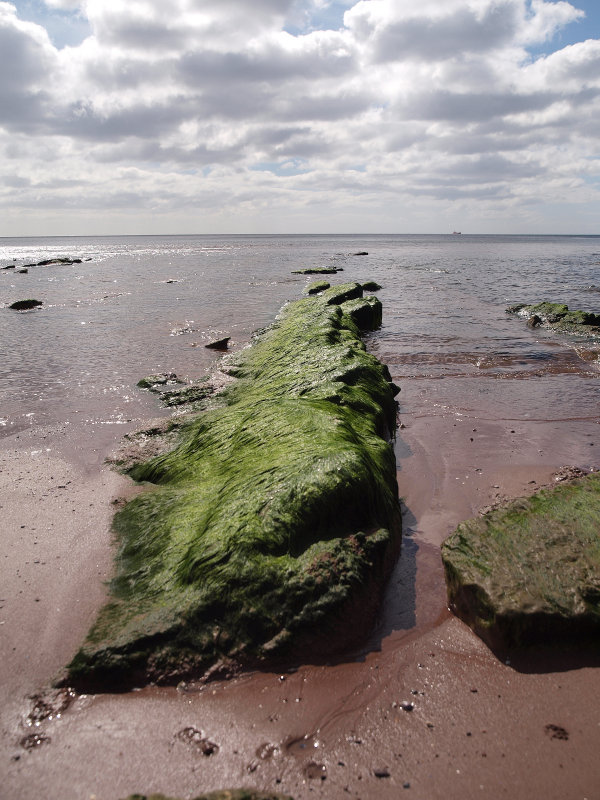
[2,406,600,799]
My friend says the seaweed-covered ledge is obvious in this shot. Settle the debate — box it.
[441,473,600,652]
[66,283,401,690]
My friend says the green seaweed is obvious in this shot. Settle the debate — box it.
[67,284,401,688]
[442,474,600,650]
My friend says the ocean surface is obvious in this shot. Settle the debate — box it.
[1,234,599,471]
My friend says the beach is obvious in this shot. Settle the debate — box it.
[1,234,599,799]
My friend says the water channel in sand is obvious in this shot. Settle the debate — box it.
[1,234,599,799]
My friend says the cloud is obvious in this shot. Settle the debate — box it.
[0,0,598,233]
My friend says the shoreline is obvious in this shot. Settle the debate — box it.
[2,399,600,799]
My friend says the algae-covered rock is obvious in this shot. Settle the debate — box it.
[305,280,330,295]
[67,284,401,689]
[442,473,600,651]
[507,301,600,335]
[137,373,181,390]
[124,792,293,800]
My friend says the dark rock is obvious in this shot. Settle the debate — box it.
[22,257,83,268]
[292,267,340,275]
[9,299,42,310]
[205,336,230,350]
[527,314,542,328]
[122,792,294,800]
[361,281,382,291]
[373,768,391,778]
[353,251,369,256]
[2,264,15,270]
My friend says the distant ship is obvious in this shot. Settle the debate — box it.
[452,231,462,235]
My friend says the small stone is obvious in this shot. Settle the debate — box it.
[373,767,390,778]
[400,701,414,712]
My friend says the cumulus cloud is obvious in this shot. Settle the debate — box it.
[0,0,598,233]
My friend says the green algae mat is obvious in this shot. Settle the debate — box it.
[67,284,401,689]
[442,473,600,650]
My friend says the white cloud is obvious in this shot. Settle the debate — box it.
[0,0,598,234]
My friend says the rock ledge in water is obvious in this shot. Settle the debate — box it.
[442,473,600,651]
[507,301,600,336]
[66,283,401,690]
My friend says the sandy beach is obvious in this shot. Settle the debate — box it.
[2,401,599,800]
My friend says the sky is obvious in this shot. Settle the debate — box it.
[1,0,599,236]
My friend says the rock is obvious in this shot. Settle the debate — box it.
[22,257,83,268]
[342,296,382,331]
[137,373,181,390]
[353,251,369,256]
[205,337,230,350]
[2,264,15,270]
[373,768,391,778]
[507,301,600,335]
[442,473,600,651]
[292,267,340,274]
[122,792,294,800]
[66,283,401,690]
[361,281,382,291]
[9,299,42,310]
[161,383,215,407]
[305,280,330,295]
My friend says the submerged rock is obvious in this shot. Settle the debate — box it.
[9,299,42,310]
[442,473,600,651]
[66,283,401,690]
[362,281,382,291]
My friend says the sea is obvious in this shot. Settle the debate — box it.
[1,234,599,475]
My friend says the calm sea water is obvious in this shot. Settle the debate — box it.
[1,234,599,466]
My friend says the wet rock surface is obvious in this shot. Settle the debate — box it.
[442,472,600,651]
[507,301,600,336]
[66,283,401,690]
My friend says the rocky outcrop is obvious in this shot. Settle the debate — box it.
[22,257,83,268]
[65,283,401,690]
[507,302,600,336]
[442,473,600,651]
